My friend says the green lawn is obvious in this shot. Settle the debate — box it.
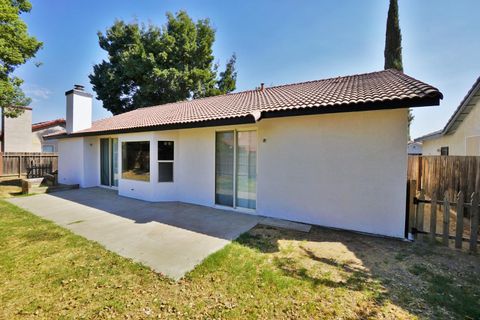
[1,200,479,319]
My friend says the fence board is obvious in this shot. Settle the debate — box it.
[443,192,450,245]
[471,193,479,253]
[430,193,437,241]
[455,191,464,249]
[416,189,425,231]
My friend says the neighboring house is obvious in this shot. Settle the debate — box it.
[0,107,65,153]
[415,76,480,155]
[407,141,422,155]
[48,70,442,238]
[1,107,35,152]
[32,119,66,152]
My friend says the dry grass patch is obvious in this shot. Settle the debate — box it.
[1,200,479,319]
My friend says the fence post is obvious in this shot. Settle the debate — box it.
[407,180,417,238]
[443,191,450,246]
[430,193,437,241]
[455,191,464,249]
[416,189,425,232]
[18,155,21,178]
[470,192,479,253]
[417,156,423,191]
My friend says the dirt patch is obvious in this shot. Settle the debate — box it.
[240,224,480,319]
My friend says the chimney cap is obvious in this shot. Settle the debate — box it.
[65,85,93,97]
[74,84,85,91]
[259,83,265,91]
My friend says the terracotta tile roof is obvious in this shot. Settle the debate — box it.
[59,69,443,137]
[32,118,66,131]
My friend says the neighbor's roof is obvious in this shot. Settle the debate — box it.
[50,69,442,138]
[415,76,480,142]
[32,118,66,131]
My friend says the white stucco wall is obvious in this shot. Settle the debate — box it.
[58,108,408,238]
[58,137,85,186]
[256,110,407,238]
[3,108,34,152]
[421,98,480,156]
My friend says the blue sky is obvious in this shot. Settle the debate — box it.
[16,0,480,139]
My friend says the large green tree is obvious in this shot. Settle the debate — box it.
[0,0,42,117]
[90,11,237,115]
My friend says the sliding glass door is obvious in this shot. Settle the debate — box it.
[100,138,118,187]
[215,130,257,209]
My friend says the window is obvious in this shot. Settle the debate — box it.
[42,145,55,153]
[121,141,150,181]
[440,146,449,156]
[158,141,174,182]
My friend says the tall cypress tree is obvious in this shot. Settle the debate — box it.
[384,0,413,138]
[384,0,403,71]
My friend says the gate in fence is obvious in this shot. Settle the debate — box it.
[407,180,479,253]
[26,162,53,179]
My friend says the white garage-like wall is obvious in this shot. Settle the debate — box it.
[57,108,408,238]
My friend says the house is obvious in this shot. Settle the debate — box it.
[32,118,66,152]
[415,76,480,155]
[0,107,66,153]
[407,141,422,155]
[48,70,442,238]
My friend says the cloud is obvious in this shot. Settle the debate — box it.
[23,84,52,102]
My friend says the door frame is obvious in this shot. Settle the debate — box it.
[100,137,119,189]
[213,128,258,213]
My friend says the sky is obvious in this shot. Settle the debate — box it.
[15,0,480,139]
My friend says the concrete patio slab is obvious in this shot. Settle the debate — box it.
[7,188,260,280]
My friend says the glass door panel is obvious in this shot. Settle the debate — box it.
[236,131,257,209]
[111,138,119,187]
[215,131,234,206]
[100,138,110,186]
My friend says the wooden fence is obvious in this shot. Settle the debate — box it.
[407,180,479,253]
[0,152,58,177]
[408,155,480,201]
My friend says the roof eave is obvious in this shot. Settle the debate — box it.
[443,77,480,134]
[47,95,441,140]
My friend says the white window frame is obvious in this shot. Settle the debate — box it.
[158,141,174,183]
[42,144,55,153]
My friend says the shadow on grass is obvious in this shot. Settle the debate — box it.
[236,224,480,319]
[21,229,64,242]
[0,178,23,197]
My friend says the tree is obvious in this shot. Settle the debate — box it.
[384,0,413,138]
[0,0,42,117]
[384,0,403,71]
[90,11,237,115]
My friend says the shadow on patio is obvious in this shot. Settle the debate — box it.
[47,187,259,241]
